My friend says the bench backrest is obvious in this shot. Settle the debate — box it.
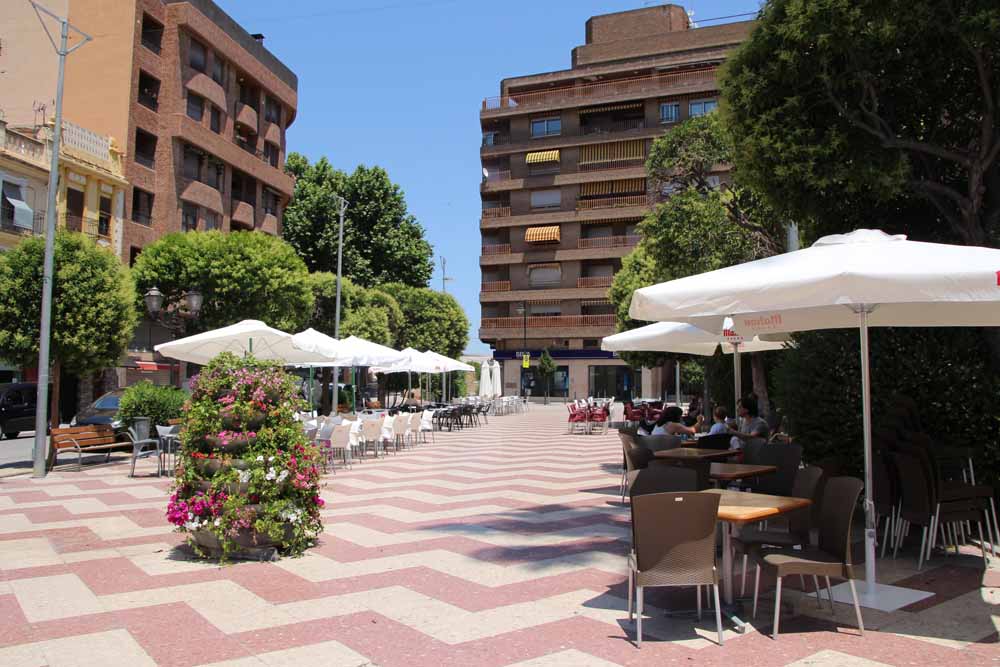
[51,425,119,450]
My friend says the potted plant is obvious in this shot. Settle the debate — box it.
[166,352,324,560]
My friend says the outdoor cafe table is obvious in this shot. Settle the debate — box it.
[709,462,777,482]
[701,489,812,609]
[653,447,739,462]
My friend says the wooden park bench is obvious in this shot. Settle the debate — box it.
[48,425,130,471]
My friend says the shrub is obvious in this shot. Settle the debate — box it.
[118,381,187,427]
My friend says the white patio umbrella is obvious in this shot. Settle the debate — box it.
[489,359,504,398]
[373,348,443,404]
[155,319,326,366]
[602,321,786,412]
[421,351,475,402]
[629,229,1000,610]
[478,360,494,398]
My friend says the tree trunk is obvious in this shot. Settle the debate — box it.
[750,353,770,418]
[319,367,332,416]
[49,360,61,431]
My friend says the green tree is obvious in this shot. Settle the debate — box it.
[0,230,137,427]
[537,349,556,405]
[722,0,1000,246]
[117,380,187,427]
[131,231,313,333]
[384,284,469,358]
[284,156,434,287]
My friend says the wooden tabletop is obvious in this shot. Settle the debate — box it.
[709,463,777,481]
[701,488,811,523]
[653,447,739,461]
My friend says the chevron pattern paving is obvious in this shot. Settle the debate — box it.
[0,404,997,666]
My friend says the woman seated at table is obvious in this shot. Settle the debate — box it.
[728,396,770,449]
[649,406,703,437]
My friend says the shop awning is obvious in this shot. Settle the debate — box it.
[525,149,560,164]
[579,139,646,165]
[524,225,561,243]
[580,178,646,196]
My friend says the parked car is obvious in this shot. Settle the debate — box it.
[0,383,39,439]
[72,389,126,428]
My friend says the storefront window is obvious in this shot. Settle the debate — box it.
[588,365,641,401]
[520,365,569,398]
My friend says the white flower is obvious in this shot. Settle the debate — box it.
[268,456,275,462]
[277,469,289,483]
[238,470,251,484]
[256,455,264,462]
[214,519,221,527]
[265,467,277,481]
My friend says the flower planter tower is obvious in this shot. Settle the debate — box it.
[167,353,324,560]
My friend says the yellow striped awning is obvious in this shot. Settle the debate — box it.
[579,140,646,165]
[524,226,561,243]
[579,102,643,115]
[528,262,561,270]
[525,149,560,164]
[580,178,646,196]
[580,217,644,225]
[581,299,612,306]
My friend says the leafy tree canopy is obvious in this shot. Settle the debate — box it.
[284,155,434,287]
[0,230,136,374]
[383,284,469,358]
[307,272,402,348]
[131,231,313,333]
[722,0,1000,245]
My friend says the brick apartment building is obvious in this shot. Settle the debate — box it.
[478,4,751,401]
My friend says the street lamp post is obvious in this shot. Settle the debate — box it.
[143,287,203,385]
[330,196,348,412]
[516,301,527,397]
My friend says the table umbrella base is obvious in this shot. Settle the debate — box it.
[828,580,932,611]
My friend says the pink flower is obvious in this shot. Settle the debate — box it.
[313,496,325,508]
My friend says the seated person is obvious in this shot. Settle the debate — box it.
[650,405,703,437]
[708,406,729,435]
[728,396,769,449]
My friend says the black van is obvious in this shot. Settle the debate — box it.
[0,383,40,439]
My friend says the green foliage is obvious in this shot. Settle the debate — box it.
[774,328,1000,489]
[284,156,434,286]
[538,349,556,400]
[341,305,392,346]
[131,231,313,333]
[721,0,1000,244]
[118,380,187,427]
[384,284,469,358]
[170,353,323,560]
[0,230,136,374]
[307,272,402,347]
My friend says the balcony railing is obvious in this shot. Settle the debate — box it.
[481,314,616,329]
[482,243,512,256]
[0,208,45,236]
[576,194,649,211]
[63,214,111,241]
[577,276,614,288]
[581,118,646,135]
[481,280,512,293]
[482,206,511,219]
[577,234,641,250]
[579,157,646,172]
[483,169,511,183]
[482,68,716,113]
[482,134,511,147]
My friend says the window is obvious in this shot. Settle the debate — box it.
[262,189,279,216]
[210,105,222,133]
[529,189,561,210]
[239,81,258,110]
[182,203,199,232]
[527,264,561,288]
[211,55,226,86]
[1,181,33,231]
[530,117,561,138]
[132,187,154,225]
[689,99,718,117]
[129,246,142,266]
[189,38,206,72]
[186,93,204,122]
[204,211,219,231]
[206,158,224,190]
[264,96,281,124]
[98,196,112,237]
[134,128,157,168]
[528,302,562,316]
[263,142,279,168]
[482,131,498,146]
[183,146,203,181]
[137,71,160,111]
[141,14,163,54]
[235,126,256,154]
[231,170,255,206]
[659,102,680,123]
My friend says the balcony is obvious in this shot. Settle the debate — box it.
[581,118,646,136]
[1,208,44,236]
[3,129,48,168]
[482,134,511,147]
[577,234,641,250]
[64,214,111,242]
[577,194,649,211]
[235,103,258,130]
[577,276,614,288]
[482,206,511,219]
[481,68,716,115]
[579,157,646,173]
[482,243,512,256]
[481,280,512,293]
[231,200,255,227]
[481,314,615,329]
[483,169,511,183]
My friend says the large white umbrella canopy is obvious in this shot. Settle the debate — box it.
[373,348,443,374]
[155,319,326,365]
[628,229,1000,610]
[290,328,341,364]
[300,335,404,368]
[423,350,474,372]
[478,361,494,398]
[490,360,504,398]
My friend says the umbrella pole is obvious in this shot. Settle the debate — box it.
[858,309,877,592]
[308,366,314,416]
[732,343,741,415]
[675,360,681,407]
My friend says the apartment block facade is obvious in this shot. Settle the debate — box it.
[479,5,751,401]
[5,0,297,261]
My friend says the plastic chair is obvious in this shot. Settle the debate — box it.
[127,418,160,477]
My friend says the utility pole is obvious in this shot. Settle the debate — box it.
[439,256,454,293]
[333,195,347,338]
[30,1,91,478]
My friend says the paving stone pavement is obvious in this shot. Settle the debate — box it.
[0,405,996,666]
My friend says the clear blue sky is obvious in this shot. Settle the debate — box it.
[218,1,761,353]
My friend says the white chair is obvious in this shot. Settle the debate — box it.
[330,423,353,470]
[314,417,337,473]
[380,414,396,454]
[360,418,384,458]
[419,409,436,443]
[391,414,410,452]
[155,424,180,477]
[407,412,423,447]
